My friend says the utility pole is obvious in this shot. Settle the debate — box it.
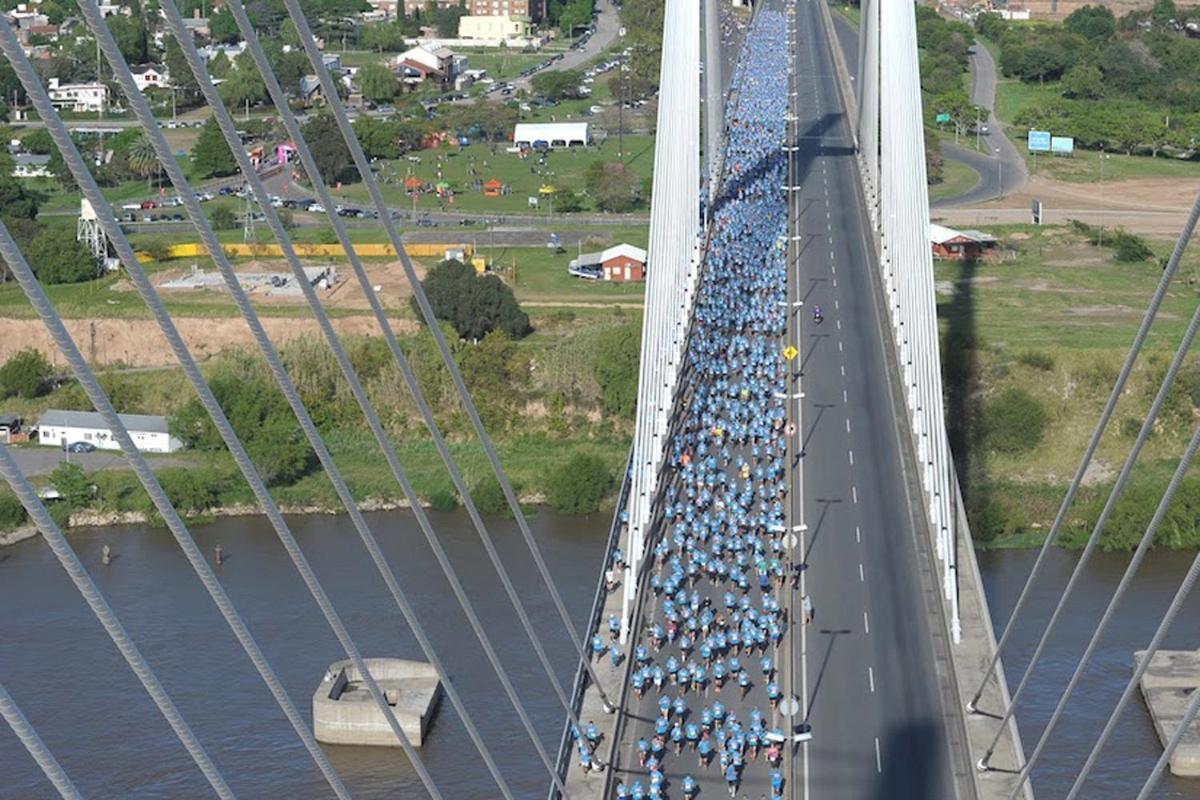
[617,26,627,161]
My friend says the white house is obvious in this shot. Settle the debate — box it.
[397,43,465,80]
[11,153,51,178]
[35,409,185,454]
[458,14,531,41]
[131,64,170,92]
[513,121,589,148]
[45,77,108,113]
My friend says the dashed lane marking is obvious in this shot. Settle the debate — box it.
[863,610,870,634]
[860,563,865,583]
[868,665,874,692]
[852,485,858,504]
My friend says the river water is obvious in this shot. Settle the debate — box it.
[2,512,1198,799]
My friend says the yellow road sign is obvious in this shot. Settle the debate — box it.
[782,345,799,360]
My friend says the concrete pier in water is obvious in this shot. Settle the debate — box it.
[1136,649,1200,777]
[312,658,441,747]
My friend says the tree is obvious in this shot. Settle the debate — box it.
[353,115,402,159]
[49,463,91,506]
[0,490,25,530]
[219,52,268,111]
[208,205,237,230]
[584,161,641,213]
[417,259,531,341]
[1062,63,1105,100]
[544,452,613,514]
[21,128,54,155]
[554,187,584,213]
[0,348,52,399]
[1064,4,1116,41]
[930,88,975,138]
[1151,0,1176,27]
[358,62,399,103]
[127,133,160,188]
[107,14,149,65]
[191,117,238,179]
[171,362,316,486]
[25,227,98,284]
[209,7,241,44]
[302,113,353,185]
[558,0,593,35]
[207,49,232,80]
[531,68,584,101]
[361,20,407,52]
[592,321,639,418]
[0,163,43,226]
[164,39,200,106]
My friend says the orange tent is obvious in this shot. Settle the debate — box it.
[483,178,502,197]
[404,176,422,190]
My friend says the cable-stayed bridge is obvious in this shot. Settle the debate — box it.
[5,0,1200,798]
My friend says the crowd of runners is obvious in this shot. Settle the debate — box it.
[572,9,796,799]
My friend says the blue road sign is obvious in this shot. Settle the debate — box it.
[1028,130,1052,152]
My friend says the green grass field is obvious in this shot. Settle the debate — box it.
[938,222,1200,546]
[929,155,980,201]
[328,135,656,215]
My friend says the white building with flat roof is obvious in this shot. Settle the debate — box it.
[513,121,589,148]
[36,409,184,453]
[45,77,108,112]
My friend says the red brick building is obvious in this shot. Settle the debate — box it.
[569,243,648,282]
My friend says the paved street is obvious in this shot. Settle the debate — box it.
[2,445,187,477]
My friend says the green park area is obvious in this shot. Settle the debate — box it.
[928,156,980,201]
[933,220,1200,550]
[327,135,656,216]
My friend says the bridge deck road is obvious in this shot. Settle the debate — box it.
[789,0,960,797]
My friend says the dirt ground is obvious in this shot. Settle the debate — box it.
[0,314,419,368]
[154,258,428,311]
[936,175,1199,236]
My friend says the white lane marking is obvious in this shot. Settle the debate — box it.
[868,665,875,692]
[842,388,848,402]
[834,299,840,310]
[838,341,843,352]
[864,610,870,634]
[836,319,841,330]
[845,418,851,433]
[832,278,837,288]
[840,365,845,377]
[848,449,854,465]
[831,264,837,275]
[859,562,865,583]
[852,485,858,504]
[856,524,861,542]
[875,737,882,773]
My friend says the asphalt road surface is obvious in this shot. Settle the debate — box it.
[612,1,963,798]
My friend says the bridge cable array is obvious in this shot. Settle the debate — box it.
[981,186,1200,790]
[0,0,619,794]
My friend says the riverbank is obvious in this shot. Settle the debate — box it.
[0,489,558,547]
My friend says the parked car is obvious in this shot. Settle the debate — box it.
[67,442,96,453]
[416,216,437,227]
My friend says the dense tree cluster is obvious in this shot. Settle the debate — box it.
[170,355,317,487]
[416,259,532,341]
[0,348,53,399]
[584,160,642,212]
[979,3,1200,156]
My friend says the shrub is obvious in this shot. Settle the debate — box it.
[1120,416,1144,439]
[0,490,27,530]
[49,463,92,506]
[416,259,531,341]
[545,453,614,514]
[25,226,98,284]
[0,348,53,399]
[1113,231,1153,262]
[592,322,640,419]
[985,387,1046,453]
[471,475,507,515]
[1018,350,1055,371]
[427,486,459,511]
[141,237,173,262]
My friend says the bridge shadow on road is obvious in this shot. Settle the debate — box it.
[872,719,945,800]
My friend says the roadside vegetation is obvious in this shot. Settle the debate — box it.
[935,221,1200,550]
[976,1,1200,181]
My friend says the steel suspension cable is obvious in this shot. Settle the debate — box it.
[0,680,84,800]
[13,13,469,797]
[159,3,589,783]
[72,1,530,794]
[968,180,1200,710]
[0,211,349,798]
[1065,483,1200,799]
[1135,673,1200,800]
[198,0,610,739]
[275,0,614,702]
[993,187,1200,788]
